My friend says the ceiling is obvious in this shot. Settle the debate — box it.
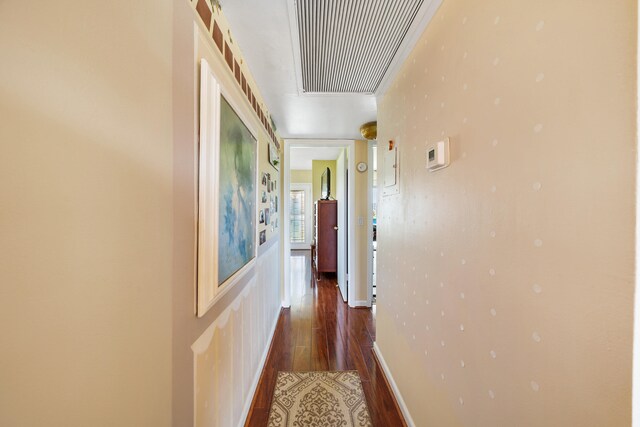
[289,146,344,170]
[219,0,441,140]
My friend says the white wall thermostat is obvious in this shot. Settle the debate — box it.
[427,138,450,171]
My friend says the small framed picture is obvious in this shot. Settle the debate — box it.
[261,191,267,203]
[259,210,265,224]
[268,143,280,170]
[259,230,266,245]
[264,208,270,225]
[261,173,267,186]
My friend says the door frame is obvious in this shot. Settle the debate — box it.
[283,139,357,308]
[366,140,376,307]
[336,149,347,302]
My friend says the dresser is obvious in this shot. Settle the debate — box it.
[313,200,338,273]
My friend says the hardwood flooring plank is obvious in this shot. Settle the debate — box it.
[245,251,406,427]
[292,345,311,371]
[325,312,349,371]
[311,322,330,371]
[296,317,312,348]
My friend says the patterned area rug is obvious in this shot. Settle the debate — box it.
[267,371,372,427]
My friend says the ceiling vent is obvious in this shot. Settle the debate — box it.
[295,0,425,94]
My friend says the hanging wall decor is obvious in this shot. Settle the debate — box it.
[197,59,258,317]
[268,143,280,170]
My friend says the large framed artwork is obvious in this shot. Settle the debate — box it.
[197,59,257,317]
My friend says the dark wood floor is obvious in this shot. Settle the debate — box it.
[245,250,406,426]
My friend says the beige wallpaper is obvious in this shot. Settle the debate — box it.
[376,0,636,426]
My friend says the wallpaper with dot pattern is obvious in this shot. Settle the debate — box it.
[375,0,635,425]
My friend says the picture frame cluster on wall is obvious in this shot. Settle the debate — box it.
[258,170,278,244]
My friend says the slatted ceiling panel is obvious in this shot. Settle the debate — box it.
[296,0,424,94]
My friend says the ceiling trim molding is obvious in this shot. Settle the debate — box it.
[286,0,305,96]
[375,0,443,97]
[288,92,377,99]
[285,138,356,146]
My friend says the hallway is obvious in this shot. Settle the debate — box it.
[1,1,635,425]
[245,250,405,426]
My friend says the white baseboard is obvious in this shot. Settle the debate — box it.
[238,309,281,426]
[291,244,311,250]
[373,342,415,427]
[350,299,370,307]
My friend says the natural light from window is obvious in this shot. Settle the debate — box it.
[290,189,305,243]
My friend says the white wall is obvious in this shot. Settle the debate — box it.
[192,241,281,426]
[0,1,173,425]
[336,148,347,300]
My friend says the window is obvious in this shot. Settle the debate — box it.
[290,190,305,243]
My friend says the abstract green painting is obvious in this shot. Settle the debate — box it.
[217,96,256,286]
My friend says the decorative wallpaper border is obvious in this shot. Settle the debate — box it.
[190,0,281,149]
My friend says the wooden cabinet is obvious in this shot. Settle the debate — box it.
[313,200,337,273]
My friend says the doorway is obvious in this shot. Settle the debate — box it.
[283,139,357,308]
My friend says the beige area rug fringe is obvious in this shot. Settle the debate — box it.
[267,371,372,427]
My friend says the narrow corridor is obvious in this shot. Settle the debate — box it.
[245,250,405,426]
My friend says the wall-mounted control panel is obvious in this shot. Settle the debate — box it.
[427,138,450,172]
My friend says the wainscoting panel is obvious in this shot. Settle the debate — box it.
[192,240,281,427]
